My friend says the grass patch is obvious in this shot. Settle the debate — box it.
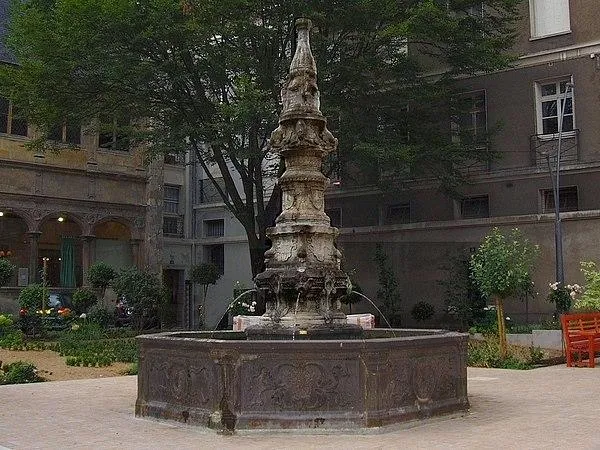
[468,336,546,370]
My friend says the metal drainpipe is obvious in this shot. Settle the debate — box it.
[549,81,573,287]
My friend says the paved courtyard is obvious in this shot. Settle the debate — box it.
[0,365,598,449]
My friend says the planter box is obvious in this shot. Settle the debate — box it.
[507,330,563,351]
[472,330,564,351]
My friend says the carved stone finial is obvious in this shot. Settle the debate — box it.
[290,19,316,75]
[278,18,321,118]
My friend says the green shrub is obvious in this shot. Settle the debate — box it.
[0,329,25,349]
[0,258,16,287]
[374,244,402,326]
[572,261,600,312]
[112,267,163,330]
[87,303,115,329]
[0,361,44,384]
[441,252,487,330]
[87,262,116,291]
[0,314,14,331]
[468,337,544,370]
[72,287,98,314]
[17,284,46,311]
[123,362,138,375]
[411,301,435,322]
[55,323,138,366]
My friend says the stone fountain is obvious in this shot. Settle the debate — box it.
[136,19,468,431]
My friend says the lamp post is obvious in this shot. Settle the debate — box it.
[546,81,573,286]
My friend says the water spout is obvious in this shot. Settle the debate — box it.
[212,289,257,332]
[294,292,301,325]
[351,291,394,330]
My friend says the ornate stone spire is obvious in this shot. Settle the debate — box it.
[252,19,357,338]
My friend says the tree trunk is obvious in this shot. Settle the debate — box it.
[495,296,508,358]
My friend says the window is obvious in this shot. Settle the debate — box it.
[163,185,180,214]
[460,195,489,219]
[0,97,27,137]
[386,203,411,224]
[206,244,224,274]
[48,123,81,145]
[325,208,342,228]
[163,217,181,236]
[536,78,574,136]
[99,115,130,151]
[529,0,570,39]
[164,153,184,165]
[451,90,487,147]
[541,186,578,213]
[204,219,224,237]
[197,178,226,204]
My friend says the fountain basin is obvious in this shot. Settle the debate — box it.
[135,329,468,431]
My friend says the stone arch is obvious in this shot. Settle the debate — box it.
[38,213,84,287]
[0,209,30,286]
[36,211,86,234]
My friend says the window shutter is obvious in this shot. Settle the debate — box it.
[531,0,570,38]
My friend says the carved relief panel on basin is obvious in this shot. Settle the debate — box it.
[238,358,361,412]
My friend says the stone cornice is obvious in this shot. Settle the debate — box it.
[0,157,147,183]
[338,209,600,238]
[326,162,600,199]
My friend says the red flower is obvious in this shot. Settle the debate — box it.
[19,308,28,316]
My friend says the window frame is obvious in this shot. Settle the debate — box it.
[0,97,28,137]
[460,195,490,219]
[162,216,181,237]
[205,244,225,275]
[48,122,81,145]
[163,185,181,215]
[203,219,225,238]
[98,116,131,152]
[386,202,411,225]
[540,186,578,213]
[451,89,488,148]
[534,76,575,138]
[529,0,571,40]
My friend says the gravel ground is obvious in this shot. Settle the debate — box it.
[0,349,132,381]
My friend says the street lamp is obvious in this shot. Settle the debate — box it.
[546,81,573,286]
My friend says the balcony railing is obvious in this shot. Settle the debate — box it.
[530,129,579,167]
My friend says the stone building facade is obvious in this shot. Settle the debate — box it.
[326,0,600,324]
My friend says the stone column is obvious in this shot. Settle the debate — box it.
[81,235,96,285]
[253,18,351,333]
[130,239,142,269]
[26,232,41,284]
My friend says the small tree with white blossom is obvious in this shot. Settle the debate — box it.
[470,228,539,357]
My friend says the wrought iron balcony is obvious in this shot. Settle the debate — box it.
[530,129,579,167]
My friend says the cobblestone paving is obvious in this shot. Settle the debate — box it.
[0,365,598,449]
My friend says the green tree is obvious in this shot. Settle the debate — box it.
[470,228,539,357]
[2,0,520,276]
[87,262,116,294]
[0,259,16,287]
[190,263,221,328]
[374,243,402,326]
[111,267,164,330]
[440,250,486,330]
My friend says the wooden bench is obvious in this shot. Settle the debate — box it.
[560,313,600,368]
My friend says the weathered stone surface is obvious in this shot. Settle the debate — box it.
[254,18,348,329]
[136,329,469,431]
